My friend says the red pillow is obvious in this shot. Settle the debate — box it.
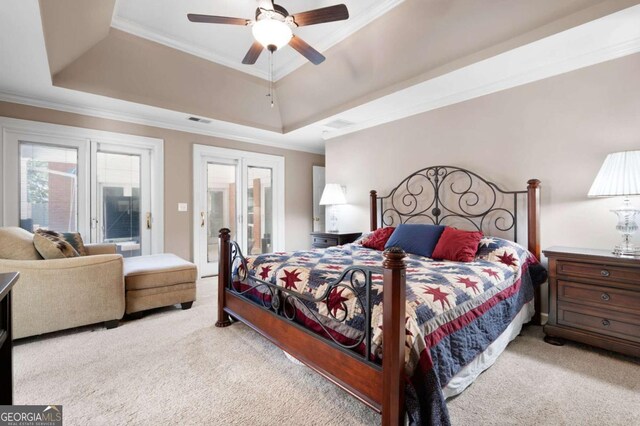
[432,227,483,262]
[362,227,395,251]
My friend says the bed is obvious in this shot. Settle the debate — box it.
[215,166,546,426]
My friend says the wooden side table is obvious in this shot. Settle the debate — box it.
[543,247,640,358]
[310,232,361,249]
[0,272,19,405]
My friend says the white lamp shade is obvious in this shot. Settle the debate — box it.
[252,19,292,50]
[588,150,640,197]
[319,184,346,205]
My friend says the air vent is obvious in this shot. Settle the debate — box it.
[187,116,212,124]
[324,119,355,129]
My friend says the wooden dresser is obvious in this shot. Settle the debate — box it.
[310,232,361,249]
[0,272,19,405]
[543,247,639,357]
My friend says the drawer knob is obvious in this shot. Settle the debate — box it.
[600,269,610,277]
[601,319,610,327]
[601,293,611,301]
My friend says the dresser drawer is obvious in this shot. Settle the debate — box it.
[558,280,640,313]
[312,235,338,247]
[558,302,640,342]
[556,261,640,284]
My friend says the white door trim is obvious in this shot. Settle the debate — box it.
[0,116,164,253]
[193,144,285,276]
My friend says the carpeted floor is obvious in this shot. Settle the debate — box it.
[15,278,640,425]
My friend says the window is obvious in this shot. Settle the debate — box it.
[19,143,78,232]
[96,151,143,257]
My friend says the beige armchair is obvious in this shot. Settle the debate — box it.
[0,227,125,339]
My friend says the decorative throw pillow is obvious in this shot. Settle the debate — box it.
[432,227,484,262]
[33,229,80,259]
[362,227,395,251]
[62,232,87,256]
[384,224,445,258]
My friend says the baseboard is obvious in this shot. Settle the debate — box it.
[540,313,549,325]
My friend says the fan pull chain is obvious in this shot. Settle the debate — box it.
[269,51,274,108]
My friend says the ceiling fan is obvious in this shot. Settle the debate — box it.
[187,0,349,66]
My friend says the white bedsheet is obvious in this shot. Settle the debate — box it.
[443,300,535,399]
[284,300,535,398]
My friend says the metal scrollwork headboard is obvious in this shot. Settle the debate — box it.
[370,166,541,258]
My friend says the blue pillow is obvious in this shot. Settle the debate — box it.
[384,224,445,258]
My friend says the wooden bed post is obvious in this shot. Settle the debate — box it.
[370,190,378,232]
[382,247,407,426]
[527,179,542,325]
[215,228,232,328]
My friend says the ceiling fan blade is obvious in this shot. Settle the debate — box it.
[187,14,249,25]
[291,4,349,27]
[289,36,325,65]
[242,41,265,65]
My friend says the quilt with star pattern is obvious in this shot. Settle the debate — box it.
[232,236,546,426]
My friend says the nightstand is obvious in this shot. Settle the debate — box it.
[311,232,361,249]
[543,246,640,358]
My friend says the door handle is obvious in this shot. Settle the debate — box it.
[146,212,152,230]
[201,211,206,228]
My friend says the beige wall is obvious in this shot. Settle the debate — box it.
[326,53,640,309]
[0,101,324,260]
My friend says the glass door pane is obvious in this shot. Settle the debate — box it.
[207,163,238,264]
[246,166,273,255]
[19,143,78,232]
[96,152,142,257]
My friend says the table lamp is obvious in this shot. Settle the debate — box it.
[588,150,640,256]
[319,184,346,233]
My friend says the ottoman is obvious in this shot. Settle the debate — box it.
[123,254,197,316]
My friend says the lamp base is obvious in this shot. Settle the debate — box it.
[611,198,640,257]
[327,205,339,234]
[612,244,640,257]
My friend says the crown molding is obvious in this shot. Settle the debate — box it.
[0,91,325,155]
[111,0,405,82]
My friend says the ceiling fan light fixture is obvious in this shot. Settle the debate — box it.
[188,3,348,66]
[252,18,292,51]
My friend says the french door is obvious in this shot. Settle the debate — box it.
[1,118,163,256]
[90,143,152,257]
[193,145,285,277]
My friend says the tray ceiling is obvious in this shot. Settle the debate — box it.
[2,1,638,154]
[112,0,404,81]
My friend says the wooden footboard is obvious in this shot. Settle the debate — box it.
[215,228,408,425]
